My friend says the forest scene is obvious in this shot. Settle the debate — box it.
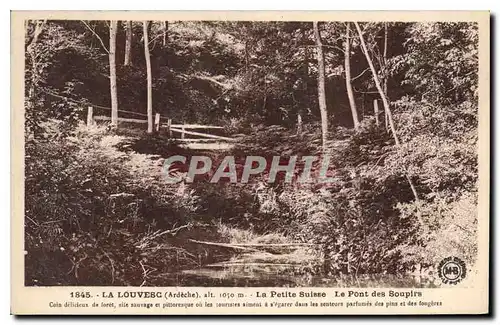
[24,19,479,287]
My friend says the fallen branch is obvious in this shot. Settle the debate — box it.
[143,245,197,259]
[68,252,88,281]
[193,74,233,90]
[229,243,316,247]
[157,224,191,237]
[25,216,39,227]
[139,261,150,287]
[187,239,261,252]
[206,263,301,267]
[136,224,192,249]
[101,250,115,284]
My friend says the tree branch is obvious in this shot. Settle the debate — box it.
[322,44,345,53]
[81,20,109,54]
[194,74,233,90]
[147,33,165,46]
[351,67,371,81]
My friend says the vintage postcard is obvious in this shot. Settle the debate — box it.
[11,11,490,315]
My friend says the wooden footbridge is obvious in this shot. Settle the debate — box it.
[87,106,236,150]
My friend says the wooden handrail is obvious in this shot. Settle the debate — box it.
[94,115,148,124]
[91,110,234,145]
[170,124,224,129]
[169,127,234,141]
[175,138,223,142]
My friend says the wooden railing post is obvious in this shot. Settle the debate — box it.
[297,113,303,137]
[167,118,172,137]
[181,125,185,139]
[154,113,160,132]
[374,99,380,127]
[87,106,93,127]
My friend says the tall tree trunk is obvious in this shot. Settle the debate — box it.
[26,20,46,137]
[313,21,329,152]
[161,21,168,115]
[383,23,389,130]
[354,22,419,202]
[383,22,388,94]
[109,20,118,127]
[147,20,153,40]
[298,30,309,130]
[26,21,45,102]
[162,21,168,47]
[303,35,309,82]
[344,23,360,131]
[244,40,250,72]
[143,21,153,134]
[124,21,132,66]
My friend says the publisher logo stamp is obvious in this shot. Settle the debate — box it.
[438,256,467,285]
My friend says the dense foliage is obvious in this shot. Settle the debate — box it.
[24,20,479,285]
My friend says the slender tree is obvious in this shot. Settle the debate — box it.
[81,21,119,127]
[344,23,360,131]
[313,21,329,152]
[109,20,118,127]
[383,23,389,130]
[244,40,250,72]
[25,20,46,136]
[297,28,309,137]
[143,21,153,133]
[162,21,168,47]
[26,21,45,108]
[383,22,388,94]
[354,22,419,202]
[124,21,132,66]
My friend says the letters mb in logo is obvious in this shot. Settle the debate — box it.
[438,256,467,285]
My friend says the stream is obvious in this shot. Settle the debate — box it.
[157,244,440,288]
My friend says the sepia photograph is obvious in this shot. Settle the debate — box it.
[11,10,490,315]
